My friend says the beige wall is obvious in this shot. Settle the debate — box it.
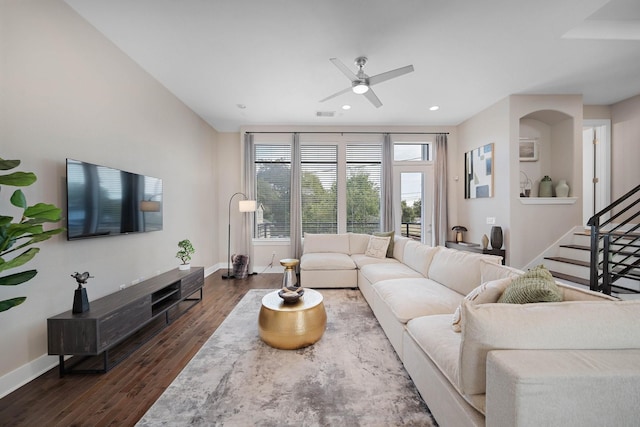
[457,95,584,268]
[0,0,218,396]
[456,98,511,258]
[610,95,640,198]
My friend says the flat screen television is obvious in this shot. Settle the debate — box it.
[66,159,163,240]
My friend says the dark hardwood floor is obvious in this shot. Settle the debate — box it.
[0,271,280,427]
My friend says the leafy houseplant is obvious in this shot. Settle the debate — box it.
[0,158,64,312]
[176,239,195,270]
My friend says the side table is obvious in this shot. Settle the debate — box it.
[445,241,506,264]
[258,288,326,350]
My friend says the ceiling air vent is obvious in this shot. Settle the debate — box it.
[316,111,335,117]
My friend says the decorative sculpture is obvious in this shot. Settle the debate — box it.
[71,271,93,313]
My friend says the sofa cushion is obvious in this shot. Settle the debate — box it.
[303,233,350,254]
[351,253,399,268]
[451,277,513,332]
[392,235,412,262]
[349,232,371,255]
[365,235,391,259]
[373,278,463,323]
[428,247,501,295]
[480,259,523,283]
[359,262,423,285]
[402,241,440,277]
[373,230,395,257]
[497,265,562,304]
[406,314,462,395]
[458,299,640,395]
[300,252,356,271]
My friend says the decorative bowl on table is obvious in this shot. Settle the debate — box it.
[278,286,304,303]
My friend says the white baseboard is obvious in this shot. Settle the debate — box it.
[0,354,59,399]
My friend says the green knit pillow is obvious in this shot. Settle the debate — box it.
[497,265,563,304]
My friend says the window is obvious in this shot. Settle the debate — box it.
[255,145,291,238]
[252,134,434,241]
[394,143,430,161]
[346,144,381,234]
[301,145,337,234]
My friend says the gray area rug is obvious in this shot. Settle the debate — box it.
[137,289,436,426]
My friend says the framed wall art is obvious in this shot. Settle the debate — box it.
[464,143,494,199]
[519,138,538,161]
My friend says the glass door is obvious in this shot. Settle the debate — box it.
[394,167,433,244]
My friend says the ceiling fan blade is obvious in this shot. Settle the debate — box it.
[364,88,382,108]
[329,58,358,82]
[319,86,352,103]
[368,64,414,86]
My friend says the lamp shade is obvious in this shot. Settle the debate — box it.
[239,200,257,212]
[140,200,161,212]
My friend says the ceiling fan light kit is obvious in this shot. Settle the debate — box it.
[320,56,414,108]
[352,81,369,94]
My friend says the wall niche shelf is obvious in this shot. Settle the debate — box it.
[519,197,577,205]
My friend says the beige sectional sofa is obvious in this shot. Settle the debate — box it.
[300,232,640,427]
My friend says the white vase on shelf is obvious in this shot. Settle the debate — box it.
[555,180,569,197]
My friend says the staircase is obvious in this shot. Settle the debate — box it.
[542,184,640,299]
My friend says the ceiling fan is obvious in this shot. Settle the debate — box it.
[320,56,414,108]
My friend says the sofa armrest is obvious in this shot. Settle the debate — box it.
[486,349,640,427]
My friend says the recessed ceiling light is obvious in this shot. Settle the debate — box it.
[429,105,440,111]
[342,105,351,110]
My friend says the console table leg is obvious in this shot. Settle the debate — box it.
[59,355,65,377]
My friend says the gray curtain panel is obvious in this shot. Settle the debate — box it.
[290,133,303,262]
[243,133,255,274]
[382,133,395,232]
[433,133,448,246]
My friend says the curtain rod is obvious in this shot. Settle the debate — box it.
[244,131,449,135]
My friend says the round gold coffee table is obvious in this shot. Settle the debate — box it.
[258,288,327,350]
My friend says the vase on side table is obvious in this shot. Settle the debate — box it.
[490,226,503,250]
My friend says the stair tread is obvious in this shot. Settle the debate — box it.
[611,267,640,279]
[608,230,640,238]
[544,256,590,267]
[550,271,590,286]
[559,244,590,251]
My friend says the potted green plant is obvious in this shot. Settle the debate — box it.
[1,157,64,312]
[176,239,195,270]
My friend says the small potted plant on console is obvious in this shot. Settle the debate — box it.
[176,239,195,270]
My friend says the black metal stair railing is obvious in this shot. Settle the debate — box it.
[587,183,640,294]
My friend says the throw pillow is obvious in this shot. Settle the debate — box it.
[373,231,395,258]
[451,277,513,332]
[497,265,563,304]
[365,235,391,259]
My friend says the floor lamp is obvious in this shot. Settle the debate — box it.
[222,192,257,279]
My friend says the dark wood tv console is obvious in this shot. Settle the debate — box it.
[47,267,204,376]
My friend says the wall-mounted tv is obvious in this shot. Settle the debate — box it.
[66,159,163,240]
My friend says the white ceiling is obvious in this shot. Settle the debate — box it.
[64,0,640,132]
